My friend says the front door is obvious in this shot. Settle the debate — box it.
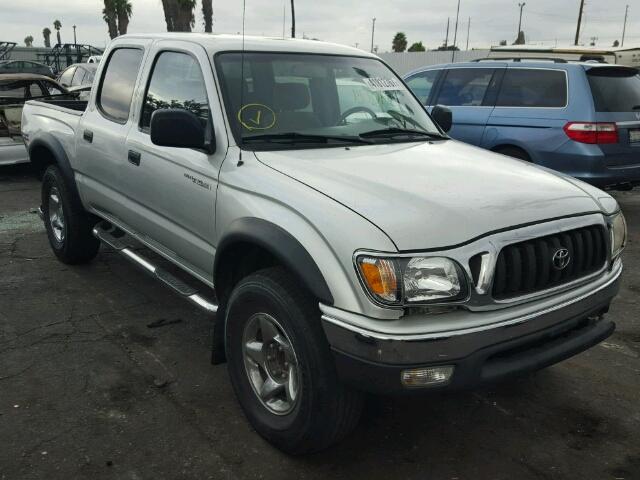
[122,40,228,282]
[431,67,502,145]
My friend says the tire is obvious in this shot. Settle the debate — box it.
[495,146,532,162]
[42,165,100,264]
[225,267,363,454]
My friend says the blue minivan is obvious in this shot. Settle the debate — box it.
[404,59,640,189]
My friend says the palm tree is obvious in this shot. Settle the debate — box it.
[53,20,62,45]
[202,0,213,33]
[24,36,34,47]
[162,0,195,32]
[392,32,407,52]
[42,27,52,48]
[103,0,118,39]
[115,0,133,36]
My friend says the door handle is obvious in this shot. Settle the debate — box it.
[128,150,141,166]
[83,130,93,143]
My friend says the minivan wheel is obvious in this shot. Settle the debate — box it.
[495,146,532,162]
[225,267,363,454]
[42,165,100,264]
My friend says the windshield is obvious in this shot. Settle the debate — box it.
[215,52,443,149]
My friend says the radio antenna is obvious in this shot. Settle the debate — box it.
[238,0,246,166]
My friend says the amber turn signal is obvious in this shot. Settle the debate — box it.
[357,257,400,304]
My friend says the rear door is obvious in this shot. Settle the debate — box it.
[74,40,149,224]
[586,66,640,168]
[430,66,502,145]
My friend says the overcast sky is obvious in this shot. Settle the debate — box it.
[3,0,638,52]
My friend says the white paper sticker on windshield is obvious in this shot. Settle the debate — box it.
[363,77,403,91]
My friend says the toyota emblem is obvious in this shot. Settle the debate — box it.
[552,248,571,271]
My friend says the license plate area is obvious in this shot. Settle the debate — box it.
[630,129,640,144]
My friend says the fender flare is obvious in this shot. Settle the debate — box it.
[214,218,334,306]
[28,134,81,199]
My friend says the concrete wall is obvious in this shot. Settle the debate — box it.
[378,50,490,75]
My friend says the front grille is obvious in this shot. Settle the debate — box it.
[492,225,608,300]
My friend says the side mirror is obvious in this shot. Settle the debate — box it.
[150,109,214,153]
[432,105,453,133]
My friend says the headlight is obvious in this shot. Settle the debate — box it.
[609,211,627,259]
[356,255,465,306]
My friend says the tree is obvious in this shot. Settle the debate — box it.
[436,44,459,51]
[202,0,213,33]
[24,36,34,47]
[613,39,620,47]
[103,0,118,39]
[161,0,195,32]
[392,32,407,52]
[115,0,133,36]
[42,27,52,48]
[499,40,508,46]
[408,41,426,52]
[53,20,62,45]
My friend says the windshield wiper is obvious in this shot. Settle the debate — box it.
[242,132,372,145]
[359,127,449,140]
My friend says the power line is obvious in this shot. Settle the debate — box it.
[622,4,629,46]
[575,0,585,45]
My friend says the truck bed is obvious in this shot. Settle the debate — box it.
[30,98,88,113]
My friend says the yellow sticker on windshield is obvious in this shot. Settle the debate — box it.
[238,104,276,131]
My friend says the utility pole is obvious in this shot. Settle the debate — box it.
[370,17,376,53]
[444,17,450,48]
[452,0,461,62]
[291,0,295,38]
[517,3,525,38]
[574,0,585,46]
[466,17,471,50]
[73,25,77,44]
[622,4,629,47]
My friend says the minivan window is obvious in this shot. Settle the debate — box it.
[71,68,86,87]
[140,51,209,131]
[496,69,567,108]
[98,48,144,123]
[436,68,494,106]
[405,70,439,105]
[587,68,640,112]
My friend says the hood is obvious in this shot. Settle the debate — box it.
[255,141,605,251]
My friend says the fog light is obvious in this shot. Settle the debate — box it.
[401,366,454,387]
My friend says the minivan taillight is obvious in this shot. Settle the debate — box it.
[563,122,619,144]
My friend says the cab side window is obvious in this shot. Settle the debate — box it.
[405,70,439,105]
[98,48,144,123]
[435,68,495,106]
[140,51,209,132]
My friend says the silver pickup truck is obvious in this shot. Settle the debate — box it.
[21,34,626,454]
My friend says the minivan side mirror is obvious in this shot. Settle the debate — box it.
[431,105,453,133]
[150,109,214,153]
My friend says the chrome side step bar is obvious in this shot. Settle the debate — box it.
[92,222,218,314]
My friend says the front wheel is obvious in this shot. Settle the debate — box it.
[42,165,100,264]
[225,267,363,454]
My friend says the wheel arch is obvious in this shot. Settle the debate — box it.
[211,218,334,364]
[491,143,533,162]
[28,134,81,198]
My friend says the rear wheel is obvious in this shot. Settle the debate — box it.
[495,146,532,162]
[42,165,100,264]
[225,267,363,454]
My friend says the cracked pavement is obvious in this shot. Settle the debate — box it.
[1,164,639,480]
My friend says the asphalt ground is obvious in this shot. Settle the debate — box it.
[1,163,639,480]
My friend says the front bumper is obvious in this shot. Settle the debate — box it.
[321,261,621,394]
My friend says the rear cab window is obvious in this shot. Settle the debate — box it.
[97,48,144,123]
[496,68,567,108]
[587,67,640,112]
